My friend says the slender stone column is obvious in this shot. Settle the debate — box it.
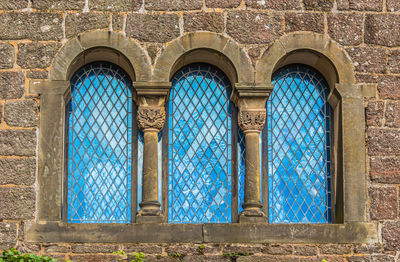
[136,106,165,223]
[238,109,268,223]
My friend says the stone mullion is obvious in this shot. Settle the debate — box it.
[233,83,272,223]
[136,106,165,223]
[238,109,268,223]
[134,82,171,223]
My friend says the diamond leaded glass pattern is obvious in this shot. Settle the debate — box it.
[168,64,232,223]
[67,62,132,223]
[268,65,332,223]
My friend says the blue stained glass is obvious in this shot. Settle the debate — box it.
[67,62,132,223]
[268,65,332,223]
[168,64,232,223]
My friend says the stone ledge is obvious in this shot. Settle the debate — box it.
[25,222,378,244]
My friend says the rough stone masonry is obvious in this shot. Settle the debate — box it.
[0,0,400,261]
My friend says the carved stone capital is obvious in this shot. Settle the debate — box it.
[137,107,166,131]
[238,109,266,133]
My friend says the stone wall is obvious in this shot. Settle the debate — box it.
[0,0,399,261]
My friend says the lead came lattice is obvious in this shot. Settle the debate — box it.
[168,64,232,223]
[268,65,332,223]
[67,62,132,223]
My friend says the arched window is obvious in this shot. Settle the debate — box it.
[66,62,133,223]
[168,63,234,223]
[268,65,332,223]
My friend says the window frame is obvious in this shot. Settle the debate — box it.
[163,63,241,224]
[264,64,335,224]
[62,62,140,223]
[26,31,378,244]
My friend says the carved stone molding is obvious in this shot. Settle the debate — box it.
[238,110,266,133]
[137,107,166,131]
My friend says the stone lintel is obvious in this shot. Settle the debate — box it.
[25,222,378,244]
[29,80,70,95]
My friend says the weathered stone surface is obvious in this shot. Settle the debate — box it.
[184,13,224,33]
[0,72,25,99]
[184,256,228,262]
[328,14,363,46]
[369,187,397,220]
[65,13,109,38]
[293,245,317,256]
[0,158,35,186]
[43,244,71,253]
[355,73,378,84]
[227,12,283,44]
[0,130,36,156]
[4,100,38,127]
[206,0,241,8]
[382,222,400,251]
[126,14,180,43]
[0,13,63,40]
[112,14,124,31]
[0,43,15,69]
[365,14,400,47]
[0,223,17,250]
[303,0,334,10]
[377,76,400,100]
[388,50,400,73]
[27,70,49,79]
[202,244,222,255]
[319,244,352,255]
[285,13,324,33]
[246,0,302,10]
[145,43,162,65]
[71,244,119,253]
[69,255,116,262]
[166,244,198,255]
[262,244,292,255]
[366,101,384,127]
[387,0,400,11]
[90,0,141,11]
[123,244,163,254]
[353,244,382,254]
[0,0,28,9]
[238,256,297,262]
[32,0,85,10]
[347,255,396,262]
[17,42,60,69]
[368,129,400,155]
[346,47,386,74]
[385,102,400,128]
[0,187,35,219]
[371,157,400,183]
[145,0,202,10]
[337,0,383,11]
[223,245,261,255]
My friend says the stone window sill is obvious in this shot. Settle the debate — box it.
[25,222,378,244]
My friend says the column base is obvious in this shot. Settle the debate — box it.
[136,209,164,224]
[136,201,163,223]
[238,208,267,224]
